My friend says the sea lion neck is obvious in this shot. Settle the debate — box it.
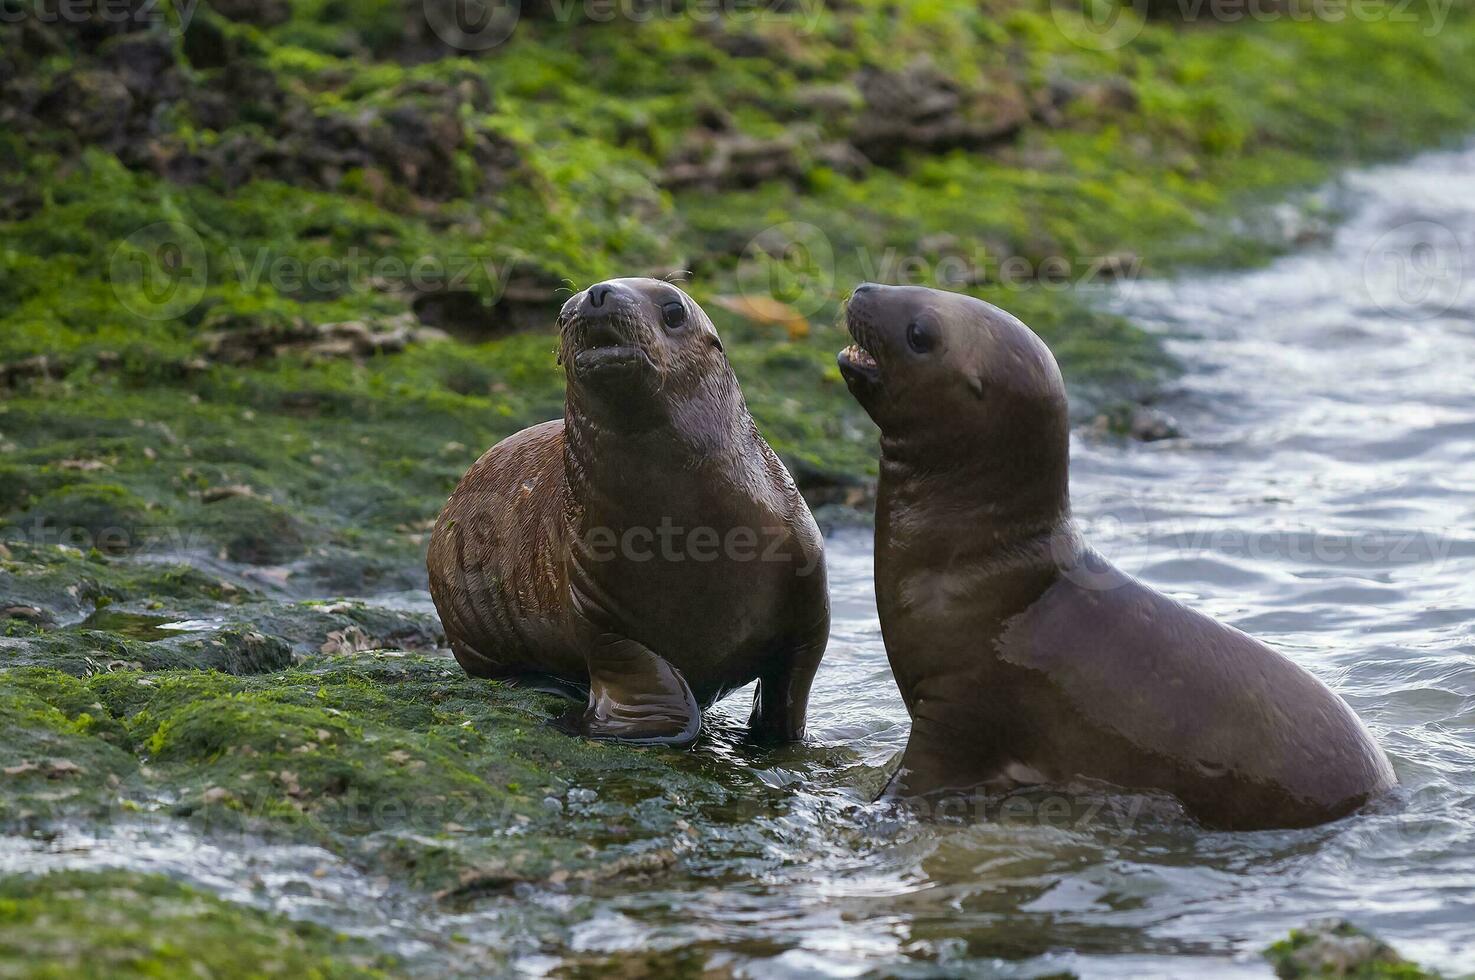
[562,366,752,501]
[876,424,1073,562]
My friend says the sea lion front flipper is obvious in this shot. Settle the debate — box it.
[746,635,826,744]
[577,633,701,747]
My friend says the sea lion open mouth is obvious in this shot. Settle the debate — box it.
[569,314,654,374]
[838,286,884,387]
[575,344,648,372]
[837,342,880,384]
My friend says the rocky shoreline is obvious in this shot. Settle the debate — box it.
[5,0,1475,973]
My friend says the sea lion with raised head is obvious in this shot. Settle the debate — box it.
[428,278,828,746]
[837,282,1396,830]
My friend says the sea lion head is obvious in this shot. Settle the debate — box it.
[838,283,1070,508]
[558,277,728,420]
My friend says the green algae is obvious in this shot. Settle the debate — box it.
[0,870,394,978]
[0,642,761,894]
[5,4,1475,543]
[4,0,1475,971]
[1265,921,1438,979]
[0,674,137,827]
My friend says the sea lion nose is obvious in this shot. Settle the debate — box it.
[581,281,635,317]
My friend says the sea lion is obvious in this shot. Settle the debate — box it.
[428,278,829,747]
[837,282,1396,830]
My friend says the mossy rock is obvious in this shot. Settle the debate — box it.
[0,673,136,825]
[0,654,757,893]
[16,484,151,554]
[0,870,394,978]
[3,626,294,677]
[0,542,242,624]
[190,494,312,565]
[1265,920,1436,979]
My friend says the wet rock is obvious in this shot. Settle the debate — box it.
[1089,404,1182,442]
[1128,406,1181,442]
[0,871,397,974]
[199,485,260,504]
[399,73,494,115]
[0,358,64,389]
[705,28,778,60]
[1265,919,1424,978]
[195,495,310,566]
[545,949,725,977]
[18,484,151,555]
[6,624,294,676]
[99,32,178,99]
[852,60,1031,165]
[663,130,805,191]
[2,12,522,200]
[1039,76,1139,127]
[271,601,443,657]
[160,627,294,675]
[3,605,55,627]
[5,0,157,53]
[158,71,514,200]
[793,83,864,117]
[185,64,292,132]
[3,758,83,779]
[812,140,871,178]
[180,11,235,69]
[202,313,444,365]
[1267,202,1335,249]
[320,626,376,656]
[37,70,133,147]
[790,459,875,514]
[410,265,564,340]
[5,16,65,63]
[273,89,519,201]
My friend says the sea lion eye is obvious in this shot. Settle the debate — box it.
[662,301,688,330]
[906,319,936,354]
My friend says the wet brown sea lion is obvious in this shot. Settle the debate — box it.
[428,278,829,746]
[837,282,1396,830]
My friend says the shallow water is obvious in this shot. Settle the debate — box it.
[7,145,1475,976]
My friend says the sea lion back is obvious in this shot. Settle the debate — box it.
[427,420,581,680]
[998,564,1398,828]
